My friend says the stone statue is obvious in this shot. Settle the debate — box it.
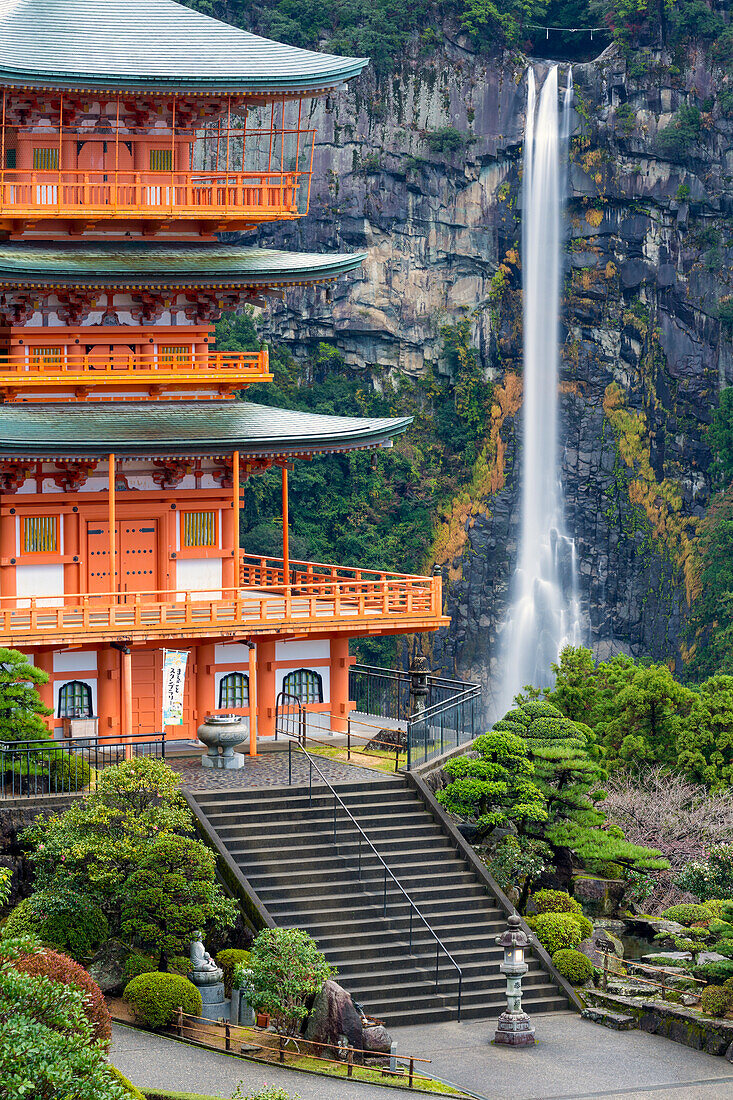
[189,932,223,980]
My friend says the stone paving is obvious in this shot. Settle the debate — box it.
[170,750,392,791]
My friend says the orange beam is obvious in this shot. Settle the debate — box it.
[232,449,240,569]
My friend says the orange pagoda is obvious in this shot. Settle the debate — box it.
[0,0,447,747]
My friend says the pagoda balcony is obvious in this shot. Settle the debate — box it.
[0,348,271,400]
[0,169,309,232]
[0,555,447,648]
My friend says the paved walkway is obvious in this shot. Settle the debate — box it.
[172,751,391,791]
[390,1013,733,1100]
[110,1023,425,1099]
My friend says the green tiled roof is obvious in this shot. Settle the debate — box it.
[0,0,367,91]
[0,400,411,458]
[0,243,366,288]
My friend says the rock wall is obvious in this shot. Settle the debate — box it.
[256,34,732,713]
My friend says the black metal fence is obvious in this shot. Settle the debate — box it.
[0,735,166,799]
[349,664,481,770]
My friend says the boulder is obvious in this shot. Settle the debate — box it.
[574,876,626,918]
[305,980,364,1061]
[87,939,134,996]
[362,1023,393,1055]
[579,928,624,971]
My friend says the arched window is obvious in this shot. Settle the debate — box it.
[282,668,323,705]
[218,672,249,709]
[58,680,93,718]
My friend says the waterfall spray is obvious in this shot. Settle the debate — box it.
[495,64,580,716]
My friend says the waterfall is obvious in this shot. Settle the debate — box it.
[495,64,580,717]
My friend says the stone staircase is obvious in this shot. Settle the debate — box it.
[190,774,570,1027]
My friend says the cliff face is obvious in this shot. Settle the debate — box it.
[257,35,732,710]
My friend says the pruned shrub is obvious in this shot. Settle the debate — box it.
[551,949,593,985]
[124,953,189,981]
[107,1065,146,1098]
[527,912,588,954]
[700,984,731,1018]
[48,750,93,792]
[531,889,583,916]
[660,904,711,926]
[217,948,251,996]
[695,959,733,984]
[123,972,202,1030]
[1,889,108,961]
[702,899,731,920]
[13,947,111,1046]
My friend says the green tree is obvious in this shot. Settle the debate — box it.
[606,664,694,768]
[495,701,667,893]
[23,757,193,921]
[436,729,547,838]
[709,388,733,490]
[678,675,733,790]
[0,647,51,743]
[247,928,333,1036]
[0,935,126,1100]
[120,835,237,971]
[461,0,548,47]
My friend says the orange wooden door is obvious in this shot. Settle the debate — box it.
[86,521,115,595]
[86,520,158,599]
[131,649,160,735]
[119,521,158,598]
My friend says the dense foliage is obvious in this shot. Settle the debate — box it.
[120,835,237,971]
[551,948,594,984]
[539,646,733,790]
[526,911,591,953]
[123,972,203,1029]
[2,887,109,961]
[0,935,126,1100]
[217,948,251,995]
[677,844,733,901]
[247,928,333,1035]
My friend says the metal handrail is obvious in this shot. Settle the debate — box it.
[285,737,463,1020]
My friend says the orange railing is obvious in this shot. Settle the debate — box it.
[240,552,433,592]
[0,571,445,647]
[0,170,307,222]
[0,348,270,395]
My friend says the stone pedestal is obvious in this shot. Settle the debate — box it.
[188,931,229,1021]
[202,751,244,770]
[494,1010,536,1046]
[196,976,229,1021]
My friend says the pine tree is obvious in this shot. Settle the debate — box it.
[494,701,667,890]
[0,648,51,743]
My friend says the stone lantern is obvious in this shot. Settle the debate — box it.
[493,912,535,1046]
[408,655,430,716]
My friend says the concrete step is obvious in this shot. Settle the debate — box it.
[582,1007,637,1031]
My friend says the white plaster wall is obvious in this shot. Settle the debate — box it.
[214,642,252,664]
[53,650,98,673]
[176,557,222,599]
[16,564,64,607]
[275,640,330,662]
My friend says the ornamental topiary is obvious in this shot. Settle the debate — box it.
[700,984,731,1018]
[1,888,109,961]
[47,750,93,792]
[527,912,586,954]
[217,948,251,996]
[551,949,594,985]
[13,947,111,1046]
[660,904,711,926]
[702,899,731,920]
[123,972,202,1030]
[124,953,189,981]
[531,889,584,916]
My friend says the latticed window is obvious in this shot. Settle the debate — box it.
[159,345,190,366]
[282,668,323,705]
[150,149,173,171]
[182,511,217,548]
[58,680,93,718]
[33,148,59,170]
[30,346,64,369]
[219,672,249,709]
[23,516,58,553]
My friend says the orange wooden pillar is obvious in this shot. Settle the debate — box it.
[97,647,119,737]
[247,642,258,756]
[330,636,352,734]
[121,646,133,757]
[196,643,216,725]
[0,507,16,602]
[34,650,54,734]
[64,506,81,597]
[256,639,276,738]
[281,466,289,579]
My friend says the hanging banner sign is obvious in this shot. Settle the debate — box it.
[162,650,189,726]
